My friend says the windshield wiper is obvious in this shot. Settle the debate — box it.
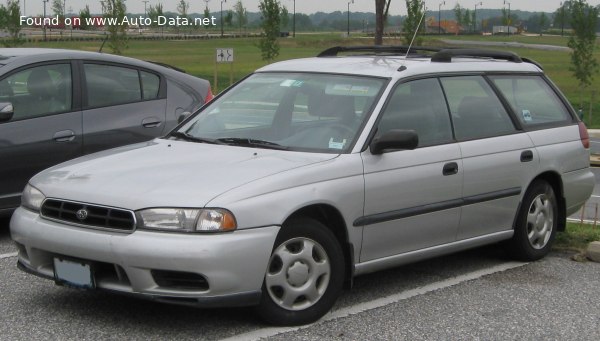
[170,131,222,144]
[217,137,289,150]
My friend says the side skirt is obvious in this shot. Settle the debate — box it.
[354,230,514,276]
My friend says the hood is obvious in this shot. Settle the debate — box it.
[30,139,338,210]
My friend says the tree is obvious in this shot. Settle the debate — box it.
[374,0,391,45]
[148,3,164,28]
[463,8,472,32]
[568,0,599,88]
[225,10,233,27]
[258,0,282,61]
[52,0,64,19]
[79,5,91,30]
[538,12,548,35]
[402,0,424,45]
[103,0,128,55]
[553,1,570,35]
[0,0,23,47]
[234,0,247,33]
[280,6,289,31]
[454,4,464,28]
[177,0,189,18]
[204,5,211,19]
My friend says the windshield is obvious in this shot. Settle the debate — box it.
[176,73,387,153]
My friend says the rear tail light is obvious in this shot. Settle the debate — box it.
[578,121,590,149]
[205,88,214,104]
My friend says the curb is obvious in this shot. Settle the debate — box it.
[586,241,600,263]
[588,129,600,166]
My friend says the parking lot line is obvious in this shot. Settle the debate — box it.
[221,261,527,341]
[0,252,17,259]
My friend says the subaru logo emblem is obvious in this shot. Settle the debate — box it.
[75,209,88,221]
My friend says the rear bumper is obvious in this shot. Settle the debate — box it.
[562,167,595,216]
[10,207,280,307]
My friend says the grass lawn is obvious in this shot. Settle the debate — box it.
[20,32,600,127]
[555,222,600,253]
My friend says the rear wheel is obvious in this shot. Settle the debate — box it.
[256,217,345,326]
[507,180,557,261]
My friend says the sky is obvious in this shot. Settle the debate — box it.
[22,0,600,17]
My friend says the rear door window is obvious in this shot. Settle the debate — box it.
[440,76,516,141]
[84,64,142,108]
[490,75,572,127]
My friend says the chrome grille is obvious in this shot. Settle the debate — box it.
[41,199,135,232]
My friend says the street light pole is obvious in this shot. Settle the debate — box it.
[292,0,295,38]
[504,0,510,36]
[438,1,445,35]
[221,0,226,38]
[142,0,148,17]
[474,2,482,33]
[560,1,565,37]
[42,0,48,41]
[347,0,353,37]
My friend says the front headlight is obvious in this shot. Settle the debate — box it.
[138,208,237,232]
[21,184,45,212]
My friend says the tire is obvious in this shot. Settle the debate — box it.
[256,217,345,326]
[507,180,558,261]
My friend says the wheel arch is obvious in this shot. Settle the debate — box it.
[518,171,566,231]
[285,204,355,288]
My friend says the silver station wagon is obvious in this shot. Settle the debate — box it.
[11,46,594,326]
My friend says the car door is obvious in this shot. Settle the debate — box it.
[439,75,539,240]
[360,78,462,262]
[81,63,167,154]
[0,62,81,211]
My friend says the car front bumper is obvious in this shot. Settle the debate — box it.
[10,207,280,307]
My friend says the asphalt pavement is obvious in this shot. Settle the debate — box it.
[1,217,599,340]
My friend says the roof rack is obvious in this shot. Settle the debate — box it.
[317,45,442,57]
[431,49,523,63]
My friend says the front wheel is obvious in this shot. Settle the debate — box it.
[256,217,345,326]
[507,180,558,261]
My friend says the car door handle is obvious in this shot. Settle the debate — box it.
[53,130,75,142]
[443,162,459,176]
[142,117,162,128]
[521,150,534,162]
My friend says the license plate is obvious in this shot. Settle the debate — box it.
[53,258,94,289]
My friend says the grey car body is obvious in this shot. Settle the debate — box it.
[10,47,594,326]
[0,48,211,215]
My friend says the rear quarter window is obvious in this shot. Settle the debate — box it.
[490,75,572,127]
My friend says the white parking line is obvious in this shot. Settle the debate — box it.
[0,252,18,259]
[222,261,527,341]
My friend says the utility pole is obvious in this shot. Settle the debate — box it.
[504,0,510,36]
[438,1,445,35]
[474,2,482,33]
[292,0,295,38]
[221,0,226,38]
[347,0,353,37]
[43,0,48,41]
[142,0,149,17]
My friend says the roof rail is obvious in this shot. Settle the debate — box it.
[317,45,442,57]
[431,49,523,63]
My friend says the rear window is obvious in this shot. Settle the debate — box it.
[490,75,572,126]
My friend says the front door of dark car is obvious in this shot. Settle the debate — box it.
[0,63,81,213]
[81,63,167,154]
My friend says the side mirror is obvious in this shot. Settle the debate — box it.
[177,111,191,124]
[370,129,419,155]
[0,102,14,122]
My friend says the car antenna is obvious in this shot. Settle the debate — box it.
[399,3,428,71]
[99,34,108,53]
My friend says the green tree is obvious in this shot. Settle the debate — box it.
[538,12,548,35]
[233,0,247,33]
[225,10,233,27]
[553,1,570,35]
[177,0,189,18]
[52,0,64,19]
[402,0,424,45]
[204,5,211,19]
[0,0,23,47]
[103,0,128,55]
[568,0,599,88]
[79,5,91,30]
[258,0,281,61]
[463,8,472,32]
[374,0,391,45]
[280,6,289,31]
[454,4,464,28]
[147,3,164,28]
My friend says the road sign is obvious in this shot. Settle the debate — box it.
[216,48,234,63]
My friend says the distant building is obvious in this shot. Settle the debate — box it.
[493,25,518,35]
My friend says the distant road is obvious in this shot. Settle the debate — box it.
[441,39,571,52]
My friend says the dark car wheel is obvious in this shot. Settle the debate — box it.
[256,217,345,326]
[507,180,558,261]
